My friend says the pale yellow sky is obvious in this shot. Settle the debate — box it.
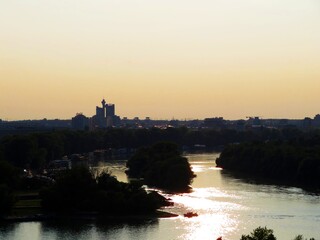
[1,0,320,120]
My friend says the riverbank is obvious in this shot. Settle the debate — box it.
[1,153,320,240]
[216,140,320,191]
[221,169,320,193]
[1,210,178,223]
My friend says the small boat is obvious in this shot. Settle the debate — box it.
[183,212,198,218]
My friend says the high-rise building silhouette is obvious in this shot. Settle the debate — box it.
[93,99,118,128]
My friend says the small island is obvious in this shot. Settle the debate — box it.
[126,142,196,192]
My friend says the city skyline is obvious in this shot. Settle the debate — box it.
[1,1,320,120]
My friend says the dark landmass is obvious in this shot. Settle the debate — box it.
[240,226,315,240]
[216,132,320,190]
[1,127,320,217]
[126,142,196,192]
[0,127,312,171]
[0,166,174,219]
[40,167,172,215]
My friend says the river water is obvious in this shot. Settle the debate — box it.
[1,153,319,240]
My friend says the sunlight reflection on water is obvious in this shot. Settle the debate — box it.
[83,154,320,239]
[2,153,320,240]
[164,187,244,240]
[157,154,245,239]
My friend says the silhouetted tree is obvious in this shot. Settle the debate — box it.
[41,167,170,214]
[240,227,276,240]
[216,136,320,188]
[126,142,196,192]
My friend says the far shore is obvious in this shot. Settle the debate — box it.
[1,210,178,223]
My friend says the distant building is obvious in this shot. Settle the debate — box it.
[204,117,226,129]
[92,99,119,128]
[252,117,262,127]
[303,117,312,129]
[72,113,89,130]
[313,114,320,128]
[48,160,72,171]
[246,117,262,128]
[235,120,246,131]
[106,104,115,117]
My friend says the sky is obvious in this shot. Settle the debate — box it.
[1,0,320,120]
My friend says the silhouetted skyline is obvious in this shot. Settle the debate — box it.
[1,1,319,120]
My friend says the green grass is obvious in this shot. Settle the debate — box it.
[14,199,41,208]
[10,191,43,217]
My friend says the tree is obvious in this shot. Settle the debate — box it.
[41,167,170,215]
[41,166,97,211]
[240,227,276,240]
[0,160,19,188]
[3,136,36,168]
[0,184,14,215]
[0,161,19,215]
[292,235,315,240]
[126,142,196,192]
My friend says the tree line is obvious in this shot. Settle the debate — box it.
[1,127,316,171]
[1,127,320,215]
[238,226,315,240]
[216,131,320,189]
[41,166,170,215]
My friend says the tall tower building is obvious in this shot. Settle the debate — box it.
[92,98,119,128]
[95,99,107,128]
[101,99,106,117]
[106,104,115,117]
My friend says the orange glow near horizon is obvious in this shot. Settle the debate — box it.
[1,0,320,120]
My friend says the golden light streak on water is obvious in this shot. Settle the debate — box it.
[167,188,243,240]
[159,154,248,239]
[179,214,237,240]
[88,153,320,240]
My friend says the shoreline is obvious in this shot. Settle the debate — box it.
[1,210,178,223]
[221,169,320,193]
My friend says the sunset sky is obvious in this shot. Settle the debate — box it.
[1,0,320,120]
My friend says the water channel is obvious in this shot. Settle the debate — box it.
[0,153,319,240]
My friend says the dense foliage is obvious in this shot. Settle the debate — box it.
[0,161,19,215]
[0,128,319,214]
[0,184,14,215]
[0,127,306,171]
[240,227,276,240]
[41,166,169,215]
[126,142,196,192]
[216,132,320,188]
[238,227,315,240]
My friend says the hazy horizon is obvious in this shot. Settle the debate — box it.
[1,113,319,122]
[1,1,319,120]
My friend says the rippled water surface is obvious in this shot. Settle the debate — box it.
[1,153,319,240]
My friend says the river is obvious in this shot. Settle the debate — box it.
[0,153,319,240]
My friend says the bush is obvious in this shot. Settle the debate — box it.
[240,227,276,240]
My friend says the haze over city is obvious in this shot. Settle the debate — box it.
[1,0,320,120]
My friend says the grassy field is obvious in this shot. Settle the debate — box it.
[11,192,42,217]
